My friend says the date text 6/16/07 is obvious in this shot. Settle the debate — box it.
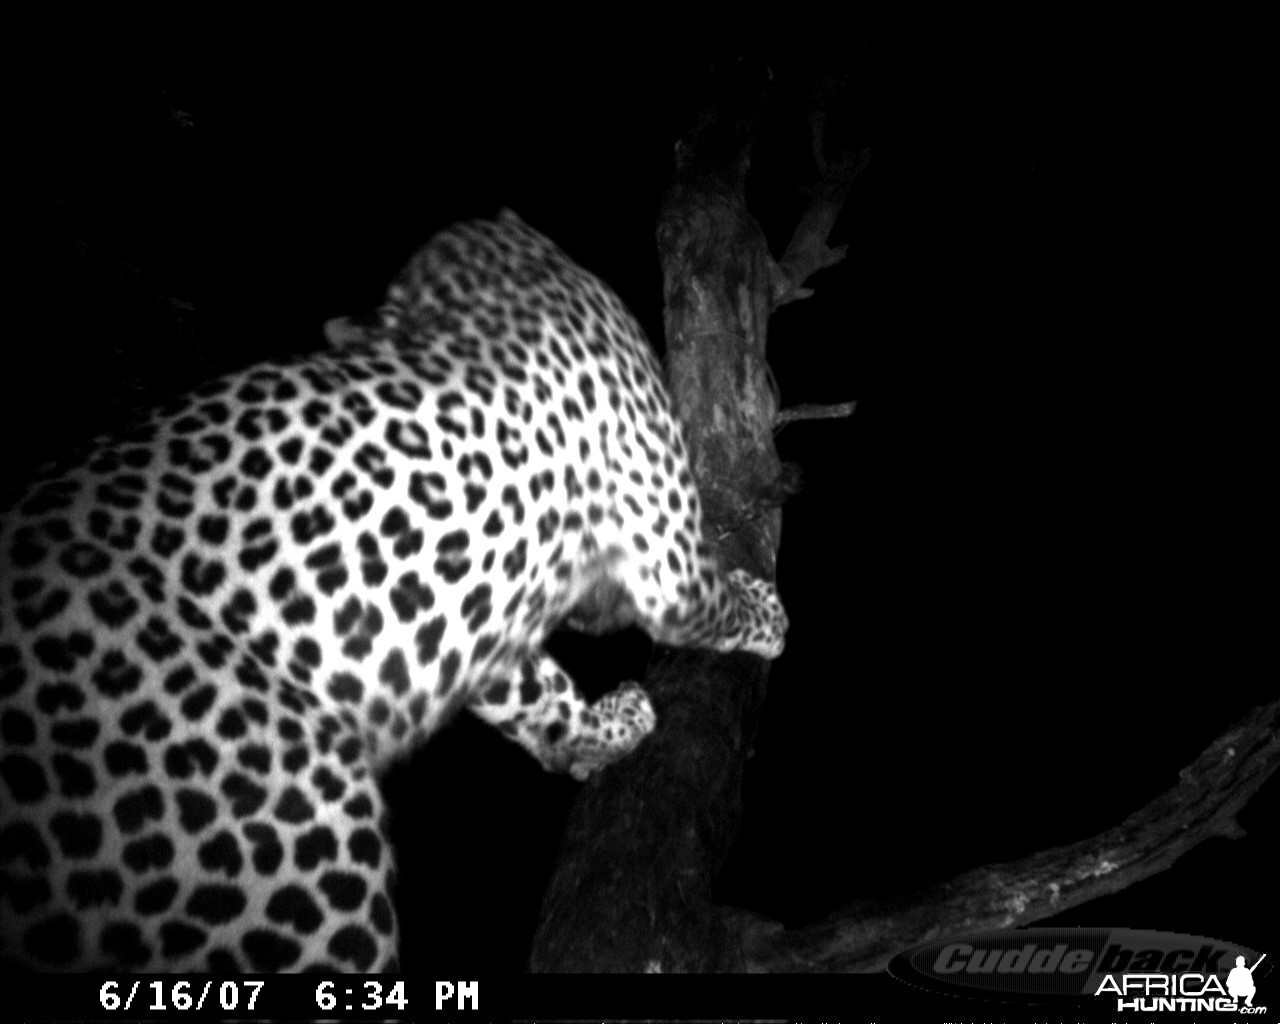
[99,980,264,1012]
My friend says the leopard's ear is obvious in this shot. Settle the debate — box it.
[323,315,373,347]
[323,310,401,351]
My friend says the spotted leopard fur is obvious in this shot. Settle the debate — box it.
[0,210,787,971]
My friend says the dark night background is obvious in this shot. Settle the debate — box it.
[9,22,1273,976]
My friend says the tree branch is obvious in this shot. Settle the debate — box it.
[736,697,1280,972]
[776,400,858,428]
[772,147,869,307]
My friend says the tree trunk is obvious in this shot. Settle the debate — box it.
[528,81,839,975]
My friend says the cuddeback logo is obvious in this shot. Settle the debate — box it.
[889,928,1270,1013]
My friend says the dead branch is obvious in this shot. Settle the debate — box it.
[773,147,869,307]
[736,697,1280,972]
[776,401,859,428]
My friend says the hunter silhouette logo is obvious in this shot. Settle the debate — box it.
[1227,953,1265,1008]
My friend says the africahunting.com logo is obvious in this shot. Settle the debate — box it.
[889,927,1270,1014]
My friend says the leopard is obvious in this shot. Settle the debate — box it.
[0,209,787,971]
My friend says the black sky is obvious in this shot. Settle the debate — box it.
[13,25,1273,973]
